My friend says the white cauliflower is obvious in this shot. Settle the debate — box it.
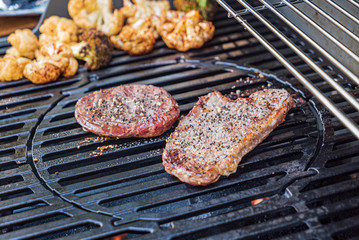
[0,55,31,82]
[23,42,79,84]
[157,10,185,37]
[68,0,124,36]
[36,42,79,78]
[7,29,39,59]
[110,0,170,55]
[62,56,79,77]
[23,60,62,84]
[5,47,21,58]
[122,0,170,25]
[160,10,215,52]
[39,16,78,46]
[122,0,170,39]
[111,17,156,55]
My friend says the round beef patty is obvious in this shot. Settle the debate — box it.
[75,84,180,138]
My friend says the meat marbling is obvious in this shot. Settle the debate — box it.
[75,84,180,138]
[162,89,295,186]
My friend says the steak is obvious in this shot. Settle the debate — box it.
[75,84,180,137]
[162,89,295,186]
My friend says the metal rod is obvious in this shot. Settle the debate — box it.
[325,0,359,25]
[303,0,359,43]
[257,0,359,87]
[232,0,303,17]
[215,0,359,139]
[348,0,359,8]
[235,0,359,113]
[282,0,359,63]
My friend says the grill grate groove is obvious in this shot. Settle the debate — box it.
[0,213,69,235]
[0,188,33,202]
[171,207,297,240]
[0,201,47,218]
[26,222,100,240]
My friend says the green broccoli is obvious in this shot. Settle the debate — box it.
[71,29,113,70]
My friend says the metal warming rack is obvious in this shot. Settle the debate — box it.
[215,0,359,138]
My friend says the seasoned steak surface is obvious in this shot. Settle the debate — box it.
[163,89,295,186]
[75,84,180,137]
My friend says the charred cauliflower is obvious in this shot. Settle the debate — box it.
[122,0,170,25]
[157,10,185,36]
[111,0,170,55]
[36,42,79,77]
[111,17,156,55]
[7,29,39,59]
[5,47,21,58]
[71,29,113,70]
[160,10,215,52]
[23,60,62,84]
[68,0,124,36]
[0,55,31,82]
[39,16,79,46]
[24,42,79,84]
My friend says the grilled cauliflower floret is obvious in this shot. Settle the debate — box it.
[0,55,32,81]
[110,17,156,55]
[71,29,113,70]
[5,47,21,58]
[63,56,79,77]
[122,0,170,25]
[157,10,185,36]
[24,42,79,84]
[23,60,62,84]
[68,0,124,36]
[8,55,32,71]
[122,0,169,39]
[160,10,214,52]
[39,16,78,46]
[36,42,78,77]
[111,0,169,55]
[7,29,39,59]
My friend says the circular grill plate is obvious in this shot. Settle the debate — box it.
[32,60,323,221]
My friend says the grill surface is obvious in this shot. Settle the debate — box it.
[1,0,359,239]
[32,59,322,220]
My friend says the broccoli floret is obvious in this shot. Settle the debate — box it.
[71,29,113,70]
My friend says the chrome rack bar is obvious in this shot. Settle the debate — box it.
[231,0,303,16]
[257,0,359,112]
[325,0,359,24]
[257,0,359,86]
[282,0,359,63]
[348,0,359,8]
[302,0,359,43]
[215,0,359,139]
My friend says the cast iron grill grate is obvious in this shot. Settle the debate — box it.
[0,0,358,239]
[31,60,321,224]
